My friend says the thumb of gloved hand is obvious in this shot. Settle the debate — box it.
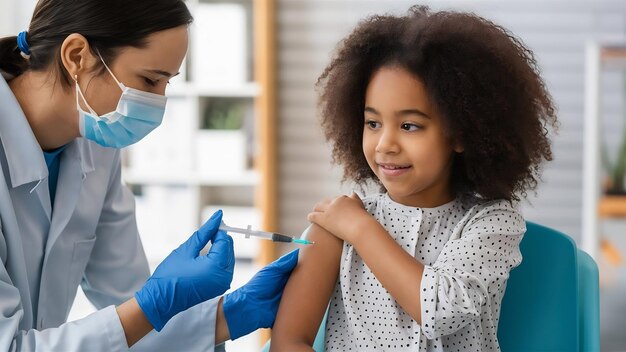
[177,209,224,256]
[205,228,235,270]
[135,210,235,332]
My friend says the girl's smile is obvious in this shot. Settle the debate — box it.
[377,162,413,177]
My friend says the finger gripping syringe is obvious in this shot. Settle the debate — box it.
[219,224,314,245]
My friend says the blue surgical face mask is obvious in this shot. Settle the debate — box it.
[74,54,167,148]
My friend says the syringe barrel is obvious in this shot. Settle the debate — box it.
[271,233,294,243]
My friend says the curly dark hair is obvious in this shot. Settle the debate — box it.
[316,5,558,202]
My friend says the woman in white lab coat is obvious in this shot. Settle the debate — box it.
[0,0,299,350]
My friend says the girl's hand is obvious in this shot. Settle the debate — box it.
[307,193,376,245]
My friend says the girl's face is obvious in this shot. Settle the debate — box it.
[362,66,462,207]
[77,25,188,115]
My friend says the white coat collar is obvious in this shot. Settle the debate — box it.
[0,78,94,188]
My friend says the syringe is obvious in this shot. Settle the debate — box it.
[219,224,314,245]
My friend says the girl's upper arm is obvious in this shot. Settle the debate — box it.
[270,224,343,350]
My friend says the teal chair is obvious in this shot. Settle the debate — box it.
[497,221,600,352]
[262,222,600,352]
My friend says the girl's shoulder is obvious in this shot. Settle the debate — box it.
[457,197,526,237]
[360,193,386,211]
[464,198,522,219]
[463,197,518,213]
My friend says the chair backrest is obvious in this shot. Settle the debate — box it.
[498,221,600,352]
[577,249,600,351]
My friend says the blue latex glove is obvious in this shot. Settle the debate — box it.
[135,210,234,331]
[222,249,299,340]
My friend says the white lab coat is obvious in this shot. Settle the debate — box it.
[0,77,220,351]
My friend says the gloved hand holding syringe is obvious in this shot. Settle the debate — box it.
[219,223,315,245]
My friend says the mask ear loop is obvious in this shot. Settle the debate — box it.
[74,74,99,116]
[95,49,126,91]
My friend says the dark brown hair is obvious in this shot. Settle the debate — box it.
[317,5,558,201]
[0,0,192,86]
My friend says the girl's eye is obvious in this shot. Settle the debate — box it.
[401,123,421,132]
[366,120,381,129]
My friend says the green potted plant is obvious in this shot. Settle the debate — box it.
[602,125,626,195]
[201,98,246,130]
[196,98,250,177]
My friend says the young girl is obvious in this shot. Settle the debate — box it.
[271,5,557,352]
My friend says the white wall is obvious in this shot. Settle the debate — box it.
[0,0,14,36]
[0,0,36,36]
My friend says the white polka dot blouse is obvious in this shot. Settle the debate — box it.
[324,193,526,351]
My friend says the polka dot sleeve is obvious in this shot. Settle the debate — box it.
[419,200,525,340]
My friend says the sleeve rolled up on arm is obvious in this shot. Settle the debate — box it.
[419,203,525,339]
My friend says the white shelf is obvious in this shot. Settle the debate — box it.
[166,82,260,98]
[582,42,602,261]
[598,45,626,70]
[122,167,259,186]
[582,41,626,261]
